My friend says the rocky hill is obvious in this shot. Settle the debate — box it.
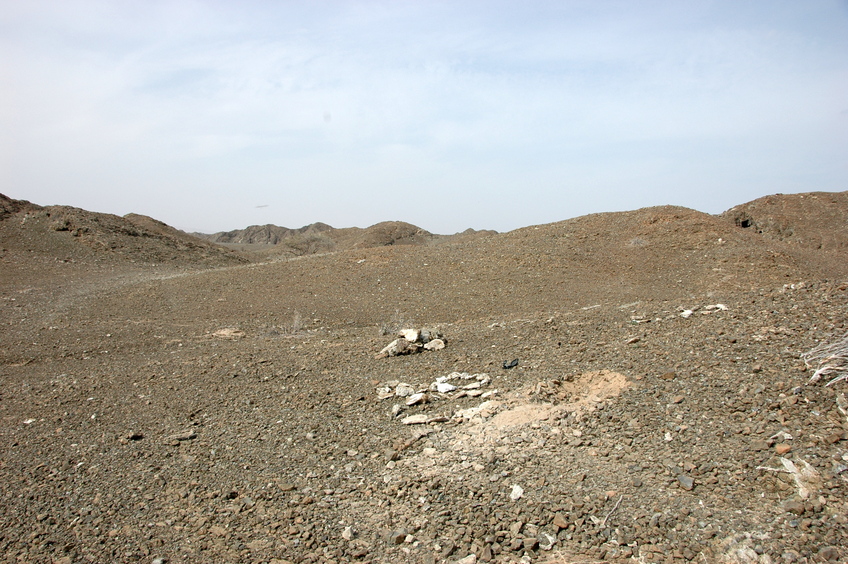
[196,220,496,259]
[0,190,847,564]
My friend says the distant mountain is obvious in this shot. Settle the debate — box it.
[193,220,486,259]
[194,222,334,245]
[0,193,247,268]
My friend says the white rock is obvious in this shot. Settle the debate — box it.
[378,339,400,356]
[423,338,445,351]
[342,526,354,540]
[376,386,393,400]
[538,531,557,550]
[406,392,428,406]
[436,382,456,393]
[401,414,429,425]
[455,555,477,564]
[454,400,498,421]
[510,484,524,501]
[395,383,415,397]
[463,381,482,390]
[399,329,420,342]
[680,310,694,318]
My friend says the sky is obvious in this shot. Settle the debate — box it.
[1,1,847,234]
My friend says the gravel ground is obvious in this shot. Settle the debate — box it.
[1,192,847,563]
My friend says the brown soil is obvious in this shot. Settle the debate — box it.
[1,191,847,564]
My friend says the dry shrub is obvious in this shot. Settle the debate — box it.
[803,331,848,386]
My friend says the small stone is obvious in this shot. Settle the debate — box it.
[399,329,420,342]
[166,430,196,442]
[677,475,695,490]
[775,443,792,455]
[389,529,407,545]
[824,432,843,445]
[342,526,353,540]
[401,414,429,425]
[210,525,227,537]
[376,386,394,400]
[817,546,840,561]
[510,484,524,501]
[782,499,805,515]
[552,512,568,529]
[782,550,802,562]
[538,531,557,550]
[395,383,415,397]
[152,558,167,564]
[423,338,445,351]
[751,440,769,451]
[480,544,493,562]
[426,415,449,424]
[406,392,428,406]
[660,372,676,380]
[671,395,684,404]
[456,555,477,564]
[522,537,538,550]
[435,382,456,393]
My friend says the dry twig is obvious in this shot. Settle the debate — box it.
[600,494,623,528]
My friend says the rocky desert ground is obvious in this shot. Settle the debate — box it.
[1,191,847,564]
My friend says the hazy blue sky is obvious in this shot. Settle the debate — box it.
[2,1,847,234]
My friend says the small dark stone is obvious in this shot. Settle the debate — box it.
[677,474,694,490]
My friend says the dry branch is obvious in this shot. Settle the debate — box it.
[803,331,848,386]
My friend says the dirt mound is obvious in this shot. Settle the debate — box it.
[351,221,433,248]
[0,194,247,291]
[721,191,848,251]
[1,191,848,564]
[0,193,40,221]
